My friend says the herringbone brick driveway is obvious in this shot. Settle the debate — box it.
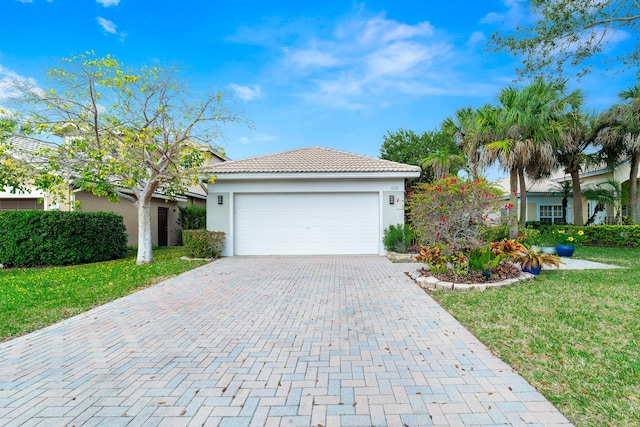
[0,256,572,426]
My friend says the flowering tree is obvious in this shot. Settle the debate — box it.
[407,176,503,253]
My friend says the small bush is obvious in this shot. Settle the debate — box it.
[183,230,225,258]
[176,205,207,245]
[0,210,127,267]
[383,224,413,253]
[479,225,509,243]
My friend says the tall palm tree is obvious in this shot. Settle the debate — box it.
[595,84,640,223]
[442,107,482,179]
[554,110,592,225]
[481,78,583,230]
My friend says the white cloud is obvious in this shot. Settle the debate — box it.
[96,0,120,6]
[239,134,276,144]
[97,17,118,34]
[0,65,36,100]
[467,31,486,46]
[275,12,464,109]
[480,0,528,29]
[229,83,262,101]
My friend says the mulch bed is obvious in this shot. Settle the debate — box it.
[418,262,522,284]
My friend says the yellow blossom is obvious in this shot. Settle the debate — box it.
[577,230,584,236]
[568,236,575,242]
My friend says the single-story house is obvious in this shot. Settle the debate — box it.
[496,161,638,225]
[205,146,421,256]
[0,135,227,246]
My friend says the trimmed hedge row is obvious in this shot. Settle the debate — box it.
[550,224,640,247]
[0,210,128,267]
[486,223,640,247]
[183,230,225,258]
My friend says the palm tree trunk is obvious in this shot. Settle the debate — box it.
[570,169,584,225]
[630,155,639,223]
[509,169,518,239]
[518,167,527,229]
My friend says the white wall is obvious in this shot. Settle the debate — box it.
[207,178,407,256]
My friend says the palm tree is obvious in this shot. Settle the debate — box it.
[554,110,592,225]
[595,84,640,223]
[442,107,482,179]
[551,181,572,224]
[421,147,466,179]
[480,78,581,231]
[583,178,627,225]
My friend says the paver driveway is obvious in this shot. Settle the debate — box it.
[0,256,572,427]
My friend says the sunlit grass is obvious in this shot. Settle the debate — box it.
[430,246,640,426]
[0,247,209,340]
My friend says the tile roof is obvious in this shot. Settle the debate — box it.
[207,146,422,174]
[6,135,57,156]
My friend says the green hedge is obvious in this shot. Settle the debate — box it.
[183,230,225,258]
[553,224,640,247]
[0,210,128,267]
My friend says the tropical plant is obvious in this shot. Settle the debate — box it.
[583,178,628,225]
[479,78,583,233]
[511,245,561,270]
[415,245,448,273]
[595,84,640,223]
[467,246,504,273]
[442,107,483,179]
[421,146,466,180]
[407,176,503,253]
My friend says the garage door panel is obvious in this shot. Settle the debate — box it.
[235,193,379,255]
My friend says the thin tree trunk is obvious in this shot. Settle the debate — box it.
[631,156,640,224]
[570,169,584,225]
[509,168,518,239]
[518,168,527,230]
[136,195,154,265]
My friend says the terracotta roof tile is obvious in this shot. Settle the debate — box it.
[207,146,421,174]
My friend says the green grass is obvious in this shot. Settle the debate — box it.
[0,247,209,340]
[429,246,640,427]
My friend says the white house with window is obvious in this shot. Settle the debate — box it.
[495,161,637,226]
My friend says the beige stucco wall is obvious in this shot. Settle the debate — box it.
[75,191,204,247]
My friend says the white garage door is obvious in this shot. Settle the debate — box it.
[234,193,380,255]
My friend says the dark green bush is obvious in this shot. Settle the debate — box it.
[383,224,413,253]
[183,230,225,258]
[0,210,128,267]
[175,205,206,245]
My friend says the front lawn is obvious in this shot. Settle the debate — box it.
[430,246,640,427]
[0,247,209,340]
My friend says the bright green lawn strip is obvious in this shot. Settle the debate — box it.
[0,247,209,340]
[430,246,640,427]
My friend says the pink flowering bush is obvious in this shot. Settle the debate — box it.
[407,176,503,254]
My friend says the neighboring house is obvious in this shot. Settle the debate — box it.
[495,162,637,225]
[205,146,421,256]
[0,135,227,246]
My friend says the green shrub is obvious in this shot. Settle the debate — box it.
[555,224,640,247]
[479,225,509,243]
[0,210,127,267]
[183,230,225,258]
[383,224,413,253]
[175,205,207,245]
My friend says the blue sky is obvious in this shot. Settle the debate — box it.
[0,0,636,180]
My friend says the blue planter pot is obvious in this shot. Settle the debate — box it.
[556,244,575,257]
[522,264,542,275]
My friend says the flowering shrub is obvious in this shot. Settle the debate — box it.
[553,229,587,246]
[407,176,503,254]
